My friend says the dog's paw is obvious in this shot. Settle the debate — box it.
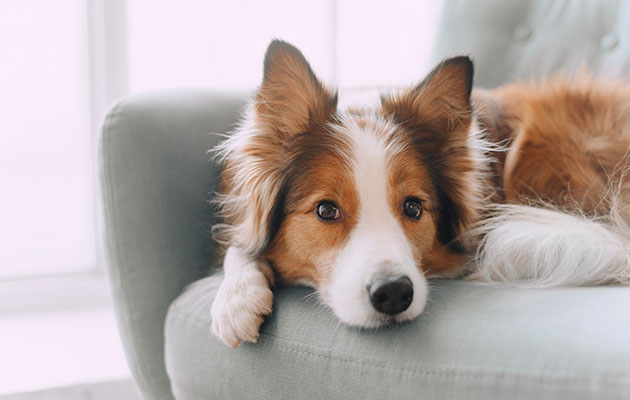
[210,268,273,347]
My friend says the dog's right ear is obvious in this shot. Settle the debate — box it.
[214,40,337,257]
[256,40,338,139]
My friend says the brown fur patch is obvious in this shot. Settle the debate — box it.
[386,148,466,275]
[263,127,358,284]
[483,75,630,214]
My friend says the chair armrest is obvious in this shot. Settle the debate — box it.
[98,89,247,399]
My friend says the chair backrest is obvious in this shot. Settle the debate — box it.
[431,0,630,88]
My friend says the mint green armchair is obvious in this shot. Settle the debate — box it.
[99,2,630,399]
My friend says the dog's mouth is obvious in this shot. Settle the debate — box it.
[374,313,415,327]
[351,307,419,329]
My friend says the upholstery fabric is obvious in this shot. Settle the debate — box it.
[99,90,246,400]
[166,276,630,399]
[431,0,630,88]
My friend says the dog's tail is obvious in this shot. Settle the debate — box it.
[464,199,630,287]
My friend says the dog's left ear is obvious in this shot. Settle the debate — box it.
[382,56,480,248]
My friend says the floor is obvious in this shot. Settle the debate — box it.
[0,274,133,396]
[0,379,141,400]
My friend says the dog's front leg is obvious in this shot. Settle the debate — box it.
[211,245,274,347]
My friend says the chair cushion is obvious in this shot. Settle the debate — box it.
[165,275,630,399]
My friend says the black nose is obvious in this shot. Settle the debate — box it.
[368,276,413,315]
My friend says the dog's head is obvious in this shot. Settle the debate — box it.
[216,40,485,327]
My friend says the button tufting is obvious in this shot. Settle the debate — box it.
[600,33,619,51]
[514,26,532,41]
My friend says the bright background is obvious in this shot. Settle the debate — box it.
[0,0,443,395]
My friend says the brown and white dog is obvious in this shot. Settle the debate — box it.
[209,40,630,347]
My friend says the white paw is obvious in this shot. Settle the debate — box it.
[211,268,273,347]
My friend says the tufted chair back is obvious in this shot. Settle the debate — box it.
[431,0,630,88]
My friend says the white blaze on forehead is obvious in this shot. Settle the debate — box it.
[340,114,408,248]
[349,119,397,228]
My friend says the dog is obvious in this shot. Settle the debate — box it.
[209,40,630,347]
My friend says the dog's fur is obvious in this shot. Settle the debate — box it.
[209,40,630,347]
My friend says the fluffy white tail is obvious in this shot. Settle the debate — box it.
[465,204,630,287]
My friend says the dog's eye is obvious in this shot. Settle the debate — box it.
[403,198,423,220]
[316,201,340,221]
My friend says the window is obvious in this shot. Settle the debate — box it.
[126,0,337,91]
[125,0,443,91]
[1,0,443,281]
[1,1,95,279]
